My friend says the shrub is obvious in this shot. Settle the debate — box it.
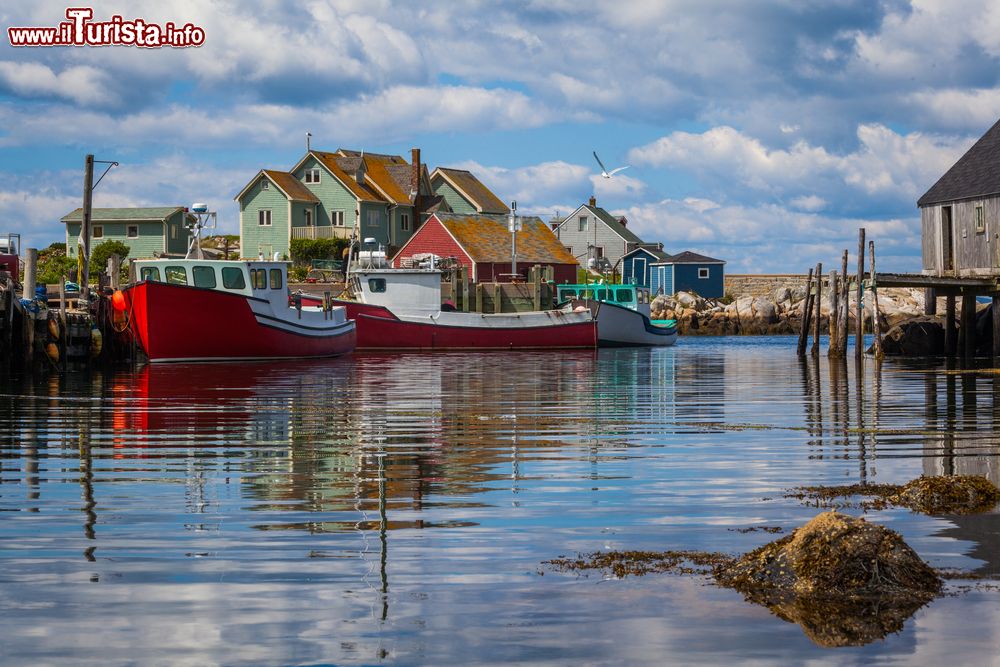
[34,246,76,285]
[89,240,130,280]
[290,238,349,266]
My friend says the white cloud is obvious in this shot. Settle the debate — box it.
[0,62,112,105]
[789,195,827,212]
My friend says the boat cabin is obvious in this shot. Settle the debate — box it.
[351,268,444,311]
[134,259,292,307]
[555,283,652,312]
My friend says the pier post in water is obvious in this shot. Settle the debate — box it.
[868,241,883,361]
[21,248,37,301]
[797,267,814,357]
[961,293,976,359]
[839,249,850,354]
[812,262,822,357]
[924,288,937,316]
[945,295,957,357]
[855,228,866,360]
[828,270,839,357]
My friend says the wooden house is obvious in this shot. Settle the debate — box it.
[392,212,579,283]
[552,196,645,269]
[621,244,671,288]
[919,118,1000,277]
[649,251,726,298]
[430,168,510,215]
[63,207,193,259]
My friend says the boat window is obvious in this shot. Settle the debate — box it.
[164,266,187,285]
[368,278,386,293]
[139,267,160,282]
[251,269,266,289]
[616,289,633,303]
[579,289,593,300]
[222,267,246,290]
[560,289,576,300]
[192,266,217,289]
[597,288,609,301]
[269,268,283,290]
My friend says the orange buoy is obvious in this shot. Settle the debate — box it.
[111,290,126,312]
[46,343,60,364]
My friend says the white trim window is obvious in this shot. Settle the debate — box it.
[171,225,177,240]
[401,213,410,232]
[260,179,269,190]
[304,168,321,184]
[258,209,272,226]
[126,224,139,238]
[698,267,710,279]
[331,210,345,226]
[578,215,588,232]
[594,246,605,258]
[367,209,380,227]
[92,225,103,239]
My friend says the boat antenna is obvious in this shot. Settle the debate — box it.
[185,203,216,259]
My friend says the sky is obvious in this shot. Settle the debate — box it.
[2,0,1000,272]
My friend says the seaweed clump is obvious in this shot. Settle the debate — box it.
[547,550,732,578]
[714,511,941,647]
[788,475,1000,515]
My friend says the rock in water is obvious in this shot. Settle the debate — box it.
[880,316,944,356]
[713,512,941,647]
[892,475,1000,515]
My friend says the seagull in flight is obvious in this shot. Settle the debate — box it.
[593,151,630,178]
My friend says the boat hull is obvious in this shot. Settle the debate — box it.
[573,300,678,347]
[332,299,596,350]
[125,281,356,362]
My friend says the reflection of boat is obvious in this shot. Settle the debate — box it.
[332,268,596,350]
[124,259,356,362]
[556,283,678,347]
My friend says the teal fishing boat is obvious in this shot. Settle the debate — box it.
[557,283,678,347]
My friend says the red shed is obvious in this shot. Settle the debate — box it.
[393,213,579,283]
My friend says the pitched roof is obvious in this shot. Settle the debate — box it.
[336,148,407,164]
[309,151,386,202]
[583,205,645,244]
[262,170,320,202]
[918,118,1000,206]
[432,168,509,214]
[430,213,578,264]
[624,245,671,262]
[61,206,185,222]
[657,250,726,265]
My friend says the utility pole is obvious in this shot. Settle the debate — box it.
[81,154,94,303]
[508,201,520,278]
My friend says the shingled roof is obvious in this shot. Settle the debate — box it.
[61,207,186,222]
[309,151,386,202]
[432,168,510,214]
[431,213,577,264]
[262,170,320,202]
[658,250,726,265]
[918,118,1000,207]
[584,204,645,245]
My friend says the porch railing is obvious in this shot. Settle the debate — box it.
[291,225,351,240]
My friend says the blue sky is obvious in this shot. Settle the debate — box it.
[2,0,999,272]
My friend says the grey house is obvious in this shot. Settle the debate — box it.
[919,117,1000,277]
[553,196,645,270]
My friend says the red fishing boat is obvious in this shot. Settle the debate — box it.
[327,268,596,350]
[123,259,356,362]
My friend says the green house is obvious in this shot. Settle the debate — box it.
[63,207,192,259]
[430,167,510,215]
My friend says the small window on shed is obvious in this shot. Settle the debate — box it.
[269,268,283,289]
[698,267,710,279]
[976,205,986,233]
[261,179,269,190]
[192,266,217,289]
[92,225,103,239]
[368,278,386,293]
[222,267,246,290]
[140,267,160,282]
[165,266,187,285]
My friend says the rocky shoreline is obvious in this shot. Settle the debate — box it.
[651,286,930,336]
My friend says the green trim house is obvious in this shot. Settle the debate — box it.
[430,167,509,215]
[62,207,192,259]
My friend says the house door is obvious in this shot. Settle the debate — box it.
[634,257,646,286]
[942,205,954,272]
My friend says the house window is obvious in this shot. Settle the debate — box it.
[331,210,345,226]
[304,209,313,227]
[93,225,103,239]
[367,209,380,227]
[304,168,321,184]
[976,205,985,233]
[222,267,246,290]
[258,209,271,226]
[171,225,177,240]
[698,267,710,279]
[594,246,604,258]
[578,216,588,232]
[127,225,138,238]
[261,179,269,190]
[401,213,410,232]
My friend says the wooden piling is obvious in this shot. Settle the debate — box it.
[59,277,67,366]
[839,249,850,354]
[828,270,839,357]
[797,267,814,357]
[493,283,502,314]
[961,293,976,359]
[993,295,1000,360]
[108,254,121,291]
[855,228,865,359]
[532,265,542,311]
[924,288,937,316]
[945,295,957,357]
[21,248,38,301]
[812,262,822,357]
[869,241,883,361]
[81,155,94,303]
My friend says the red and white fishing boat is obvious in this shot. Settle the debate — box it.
[330,268,596,350]
[124,258,356,362]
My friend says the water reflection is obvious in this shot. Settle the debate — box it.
[0,341,999,663]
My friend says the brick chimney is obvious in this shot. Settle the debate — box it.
[619,216,627,227]
[588,195,596,207]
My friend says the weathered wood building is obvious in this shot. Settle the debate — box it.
[919,118,1000,277]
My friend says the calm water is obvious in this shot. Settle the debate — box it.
[2,337,1000,665]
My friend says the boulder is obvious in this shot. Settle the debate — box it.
[892,475,1000,515]
[675,291,699,308]
[752,297,778,324]
[880,316,944,356]
[772,287,792,304]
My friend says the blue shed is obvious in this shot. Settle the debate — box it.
[650,251,726,298]
[620,245,671,289]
